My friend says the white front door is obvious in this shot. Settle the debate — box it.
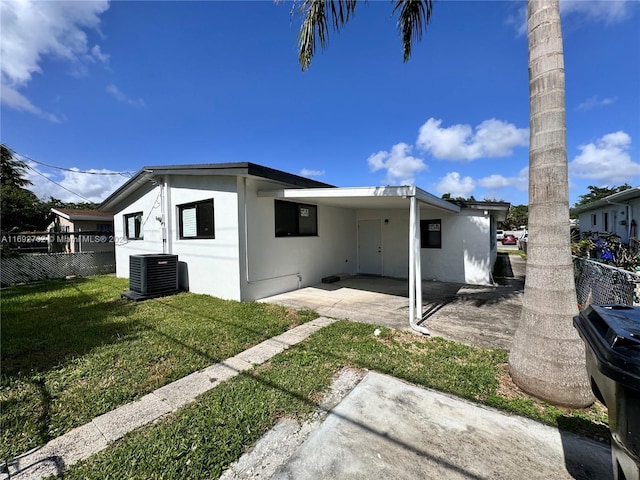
[358,219,382,275]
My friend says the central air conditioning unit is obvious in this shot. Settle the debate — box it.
[122,254,179,301]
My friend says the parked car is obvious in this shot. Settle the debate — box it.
[496,229,505,240]
[501,234,517,245]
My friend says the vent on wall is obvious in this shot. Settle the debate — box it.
[122,254,179,301]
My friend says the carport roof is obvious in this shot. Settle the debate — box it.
[257,185,461,212]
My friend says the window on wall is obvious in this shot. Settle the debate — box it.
[275,200,318,237]
[604,212,609,232]
[124,212,143,240]
[420,219,442,248]
[591,214,597,227]
[178,199,215,239]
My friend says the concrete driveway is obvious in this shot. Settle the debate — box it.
[261,254,525,351]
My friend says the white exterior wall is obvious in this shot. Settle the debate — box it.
[578,198,640,243]
[168,175,241,300]
[113,175,242,300]
[356,207,493,284]
[239,178,357,301]
[420,211,492,285]
[114,184,165,278]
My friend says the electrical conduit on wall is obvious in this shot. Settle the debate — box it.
[242,177,301,288]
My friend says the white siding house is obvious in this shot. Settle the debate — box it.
[574,187,640,244]
[100,163,509,308]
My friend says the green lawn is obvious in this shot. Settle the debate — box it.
[0,275,316,460]
[2,275,608,479]
[59,321,609,480]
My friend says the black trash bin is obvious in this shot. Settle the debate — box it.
[574,305,640,480]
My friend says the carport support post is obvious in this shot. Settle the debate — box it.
[409,196,429,335]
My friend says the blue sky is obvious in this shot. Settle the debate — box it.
[1,0,639,207]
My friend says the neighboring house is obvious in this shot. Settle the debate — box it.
[574,187,640,244]
[48,208,115,253]
[99,163,509,311]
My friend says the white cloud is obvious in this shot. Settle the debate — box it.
[0,0,110,121]
[90,45,110,65]
[367,142,427,185]
[106,84,145,107]
[435,172,476,198]
[561,0,637,25]
[477,174,512,189]
[25,163,129,203]
[477,167,528,192]
[509,0,637,36]
[300,168,325,177]
[0,83,61,123]
[576,95,618,111]
[416,118,528,161]
[570,131,640,183]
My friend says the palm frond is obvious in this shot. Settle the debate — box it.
[297,0,359,71]
[393,0,433,62]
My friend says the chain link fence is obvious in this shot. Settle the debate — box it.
[574,256,640,307]
[1,251,115,286]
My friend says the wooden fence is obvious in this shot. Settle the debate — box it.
[1,251,116,286]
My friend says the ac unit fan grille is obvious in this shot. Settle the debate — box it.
[129,254,179,296]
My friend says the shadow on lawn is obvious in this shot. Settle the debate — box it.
[1,279,143,377]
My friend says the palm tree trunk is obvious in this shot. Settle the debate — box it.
[508,0,593,407]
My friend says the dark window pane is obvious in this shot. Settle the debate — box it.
[420,219,441,248]
[298,204,317,235]
[196,201,214,237]
[178,199,214,239]
[275,200,317,237]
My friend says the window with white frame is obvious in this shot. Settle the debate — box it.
[178,199,215,239]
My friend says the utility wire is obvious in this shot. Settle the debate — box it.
[26,165,95,203]
[10,148,134,177]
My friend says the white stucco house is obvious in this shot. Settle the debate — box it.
[573,186,640,244]
[99,163,508,324]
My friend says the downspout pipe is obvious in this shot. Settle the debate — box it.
[607,200,631,243]
[242,177,301,287]
[409,195,430,336]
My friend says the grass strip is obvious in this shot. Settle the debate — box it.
[59,321,609,480]
[0,275,316,460]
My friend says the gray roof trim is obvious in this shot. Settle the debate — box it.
[99,162,334,212]
[572,187,640,214]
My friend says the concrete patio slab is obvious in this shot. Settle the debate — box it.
[241,371,611,480]
[261,254,525,351]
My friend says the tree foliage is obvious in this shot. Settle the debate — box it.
[295,0,433,70]
[1,144,49,232]
[505,204,528,229]
[441,193,476,202]
[1,145,98,233]
[574,184,632,207]
[1,144,31,188]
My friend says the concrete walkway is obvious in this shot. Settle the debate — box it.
[2,317,337,480]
